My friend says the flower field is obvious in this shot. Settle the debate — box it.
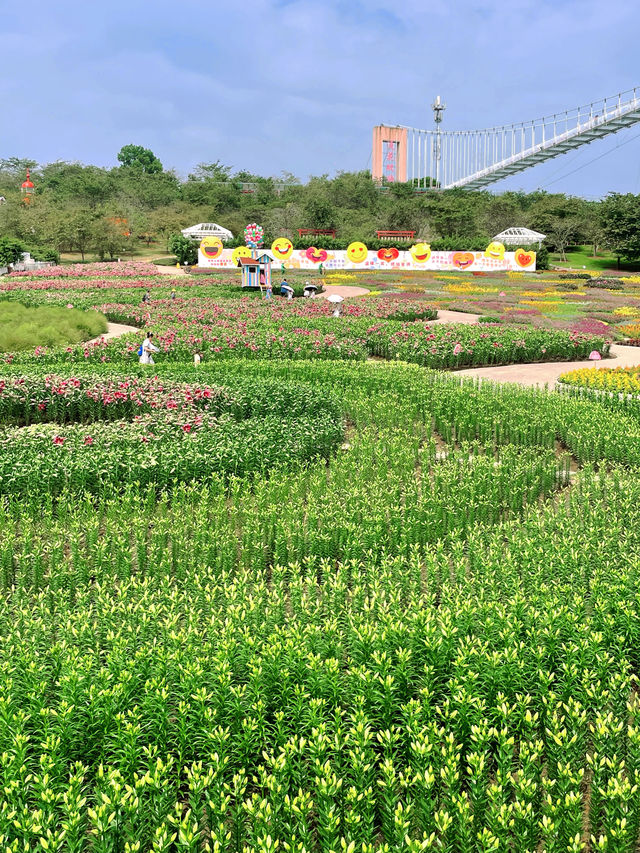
[0,264,638,851]
[0,272,608,368]
[559,365,640,395]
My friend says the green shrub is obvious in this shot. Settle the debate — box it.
[29,246,61,264]
[534,245,549,270]
[168,234,198,266]
[587,277,624,290]
[0,302,107,351]
[559,272,592,280]
[0,237,25,269]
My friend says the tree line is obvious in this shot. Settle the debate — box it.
[0,146,639,265]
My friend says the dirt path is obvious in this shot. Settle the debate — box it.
[422,307,640,387]
[154,264,187,276]
[320,284,370,299]
[430,309,480,325]
[87,322,139,345]
[456,343,640,387]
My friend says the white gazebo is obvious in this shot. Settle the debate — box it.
[492,227,546,247]
[181,222,234,243]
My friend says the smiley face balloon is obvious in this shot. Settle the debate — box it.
[232,246,252,265]
[484,241,505,260]
[409,242,431,263]
[346,241,368,264]
[200,237,224,260]
[271,237,293,261]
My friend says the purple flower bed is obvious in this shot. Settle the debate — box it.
[571,319,612,336]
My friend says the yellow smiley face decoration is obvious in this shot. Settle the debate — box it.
[232,246,252,265]
[346,241,368,264]
[271,237,293,261]
[484,241,505,260]
[409,242,431,263]
[200,237,224,260]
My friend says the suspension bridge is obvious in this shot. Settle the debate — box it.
[372,87,640,190]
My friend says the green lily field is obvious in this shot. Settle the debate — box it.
[1,262,640,852]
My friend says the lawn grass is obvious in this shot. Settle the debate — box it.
[549,245,640,272]
[59,244,173,265]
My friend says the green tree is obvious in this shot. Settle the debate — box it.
[582,201,604,258]
[168,234,197,265]
[303,197,337,229]
[147,204,202,243]
[0,157,37,176]
[91,215,131,261]
[600,193,640,265]
[188,161,232,182]
[0,237,25,269]
[38,162,111,206]
[527,193,589,245]
[482,192,526,238]
[117,145,163,174]
[67,209,97,261]
[420,190,487,239]
[263,203,303,240]
[550,220,578,261]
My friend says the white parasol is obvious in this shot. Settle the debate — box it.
[327,294,344,303]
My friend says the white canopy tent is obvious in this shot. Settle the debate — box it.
[181,223,234,242]
[492,227,546,247]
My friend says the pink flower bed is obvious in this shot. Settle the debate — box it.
[9,261,162,278]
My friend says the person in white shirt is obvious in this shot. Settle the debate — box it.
[140,333,160,365]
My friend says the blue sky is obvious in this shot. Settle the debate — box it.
[3,0,640,197]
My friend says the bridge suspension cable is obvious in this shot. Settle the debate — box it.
[373,87,640,190]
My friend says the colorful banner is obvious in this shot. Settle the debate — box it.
[198,244,536,272]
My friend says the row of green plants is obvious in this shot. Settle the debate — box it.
[0,373,342,495]
[367,323,609,368]
[0,358,639,850]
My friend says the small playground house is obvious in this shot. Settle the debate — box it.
[237,253,272,288]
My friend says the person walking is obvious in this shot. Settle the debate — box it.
[139,332,160,365]
[194,351,202,366]
[264,281,272,300]
[170,289,176,301]
[142,290,151,304]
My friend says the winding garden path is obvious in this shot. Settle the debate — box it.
[455,343,640,387]
[154,264,187,276]
[87,323,139,345]
[84,293,640,388]
[320,284,370,299]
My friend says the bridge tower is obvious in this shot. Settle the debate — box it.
[372,125,407,184]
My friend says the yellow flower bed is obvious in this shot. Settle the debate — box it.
[444,283,499,294]
[520,300,562,309]
[521,289,586,297]
[325,273,357,283]
[559,366,640,394]
[613,306,640,318]
[621,276,640,284]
